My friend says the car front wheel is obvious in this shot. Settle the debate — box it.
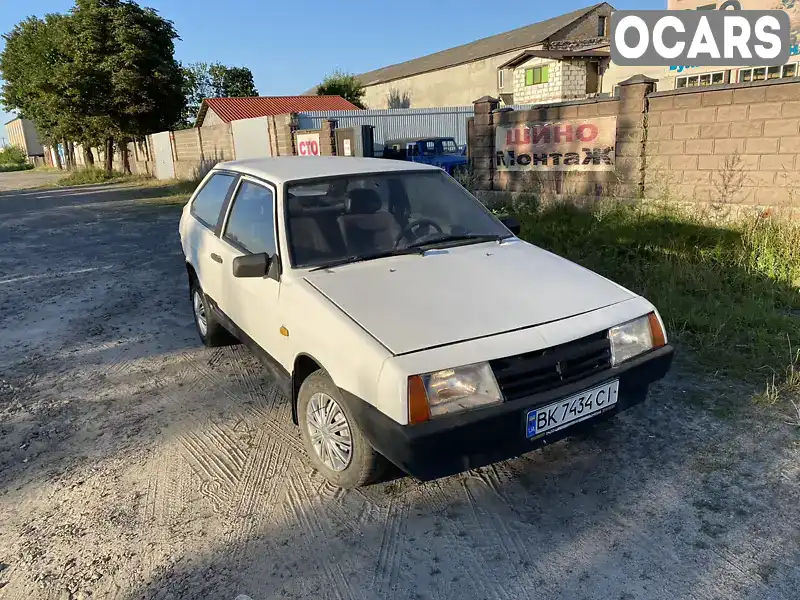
[298,371,387,488]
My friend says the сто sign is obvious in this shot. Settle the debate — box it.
[296,132,321,156]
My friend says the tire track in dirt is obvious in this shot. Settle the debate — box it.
[178,419,246,508]
[223,430,294,570]
[243,394,305,457]
[370,498,409,598]
[415,478,512,600]
[460,470,539,600]
[284,465,362,600]
[227,347,269,406]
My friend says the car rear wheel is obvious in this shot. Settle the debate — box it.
[298,371,387,488]
[190,279,235,347]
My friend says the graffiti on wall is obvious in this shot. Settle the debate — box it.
[495,117,617,172]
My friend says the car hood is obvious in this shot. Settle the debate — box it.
[303,240,635,356]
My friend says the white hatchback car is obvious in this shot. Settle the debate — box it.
[179,157,674,488]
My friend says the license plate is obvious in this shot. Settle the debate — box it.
[526,380,619,439]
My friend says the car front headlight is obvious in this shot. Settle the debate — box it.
[608,312,667,366]
[408,362,502,423]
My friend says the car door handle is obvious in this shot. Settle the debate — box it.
[210,253,223,264]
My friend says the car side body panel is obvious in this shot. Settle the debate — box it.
[278,273,395,418]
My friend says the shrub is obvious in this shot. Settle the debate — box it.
[57,167,126,186]
[0,145,28,165]
[0,163,34,172]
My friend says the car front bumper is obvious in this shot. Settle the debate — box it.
[344,345,674,481]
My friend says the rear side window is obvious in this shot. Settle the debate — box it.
[223,181,276,255]
[190,173,236,228]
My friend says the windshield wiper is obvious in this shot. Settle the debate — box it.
[408,233,505,249]
[308,247,424,272]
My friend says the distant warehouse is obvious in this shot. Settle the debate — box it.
[339,3,619,109]
[313,0,798,109]
[4,117,44,160]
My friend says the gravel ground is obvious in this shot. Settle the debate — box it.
[0,179,798,600]
[0,170,63,192]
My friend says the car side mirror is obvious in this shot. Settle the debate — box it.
[232,252,271,278]
[501,216,521,236]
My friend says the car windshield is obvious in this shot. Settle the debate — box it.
[285,170,512,269]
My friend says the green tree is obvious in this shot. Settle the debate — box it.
[181,62,259,127]
[1,0,185,175]
[316,70,365,109]
[69,0,185,172]
[181,62,214,125]
[0,14,74,154]
[210,64,258,98]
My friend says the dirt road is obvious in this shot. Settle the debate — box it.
[0,169,63,191]
[0,182,798,600]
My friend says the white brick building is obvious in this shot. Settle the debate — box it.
[500,48,610,105]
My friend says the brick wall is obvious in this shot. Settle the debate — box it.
[471,76,654,199]
[645,79,800,207]
[470,76,800,211]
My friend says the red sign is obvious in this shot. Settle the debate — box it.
[296,133,321,156]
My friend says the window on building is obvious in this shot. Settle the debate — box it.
[598,16,607,37]
[676,70,728,88]
[525,65,549,86]
[738,62,798,83]
[223,181,276,255]
[498,69,504,89]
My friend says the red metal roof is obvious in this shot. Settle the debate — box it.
[199,96,360,124]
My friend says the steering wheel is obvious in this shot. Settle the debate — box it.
[394,218,444,248]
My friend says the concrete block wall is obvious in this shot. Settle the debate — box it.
[319,121,336,156]
[513,59,592,105]
[645,79,800,207]
[513,58,564,104]
[198,123,234,162]
[470,76,800,211]
[561,60,589,100]
[472,76,655,198]
[172,129,202,162]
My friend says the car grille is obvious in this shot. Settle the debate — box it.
[490,330,612,402]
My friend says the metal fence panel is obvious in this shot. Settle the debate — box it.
[231,117,272,159]
[298,107,476,148]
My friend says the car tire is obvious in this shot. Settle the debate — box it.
[190,279,235,347]
[298,370,387,488]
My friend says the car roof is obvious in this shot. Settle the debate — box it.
[214,156,441,183]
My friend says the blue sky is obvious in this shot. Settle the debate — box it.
[0,0,665,141]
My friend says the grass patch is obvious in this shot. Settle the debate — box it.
[0,163,34,173]
[56,168,137,186]
[131,178,198,206]
[515,201,800,383]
